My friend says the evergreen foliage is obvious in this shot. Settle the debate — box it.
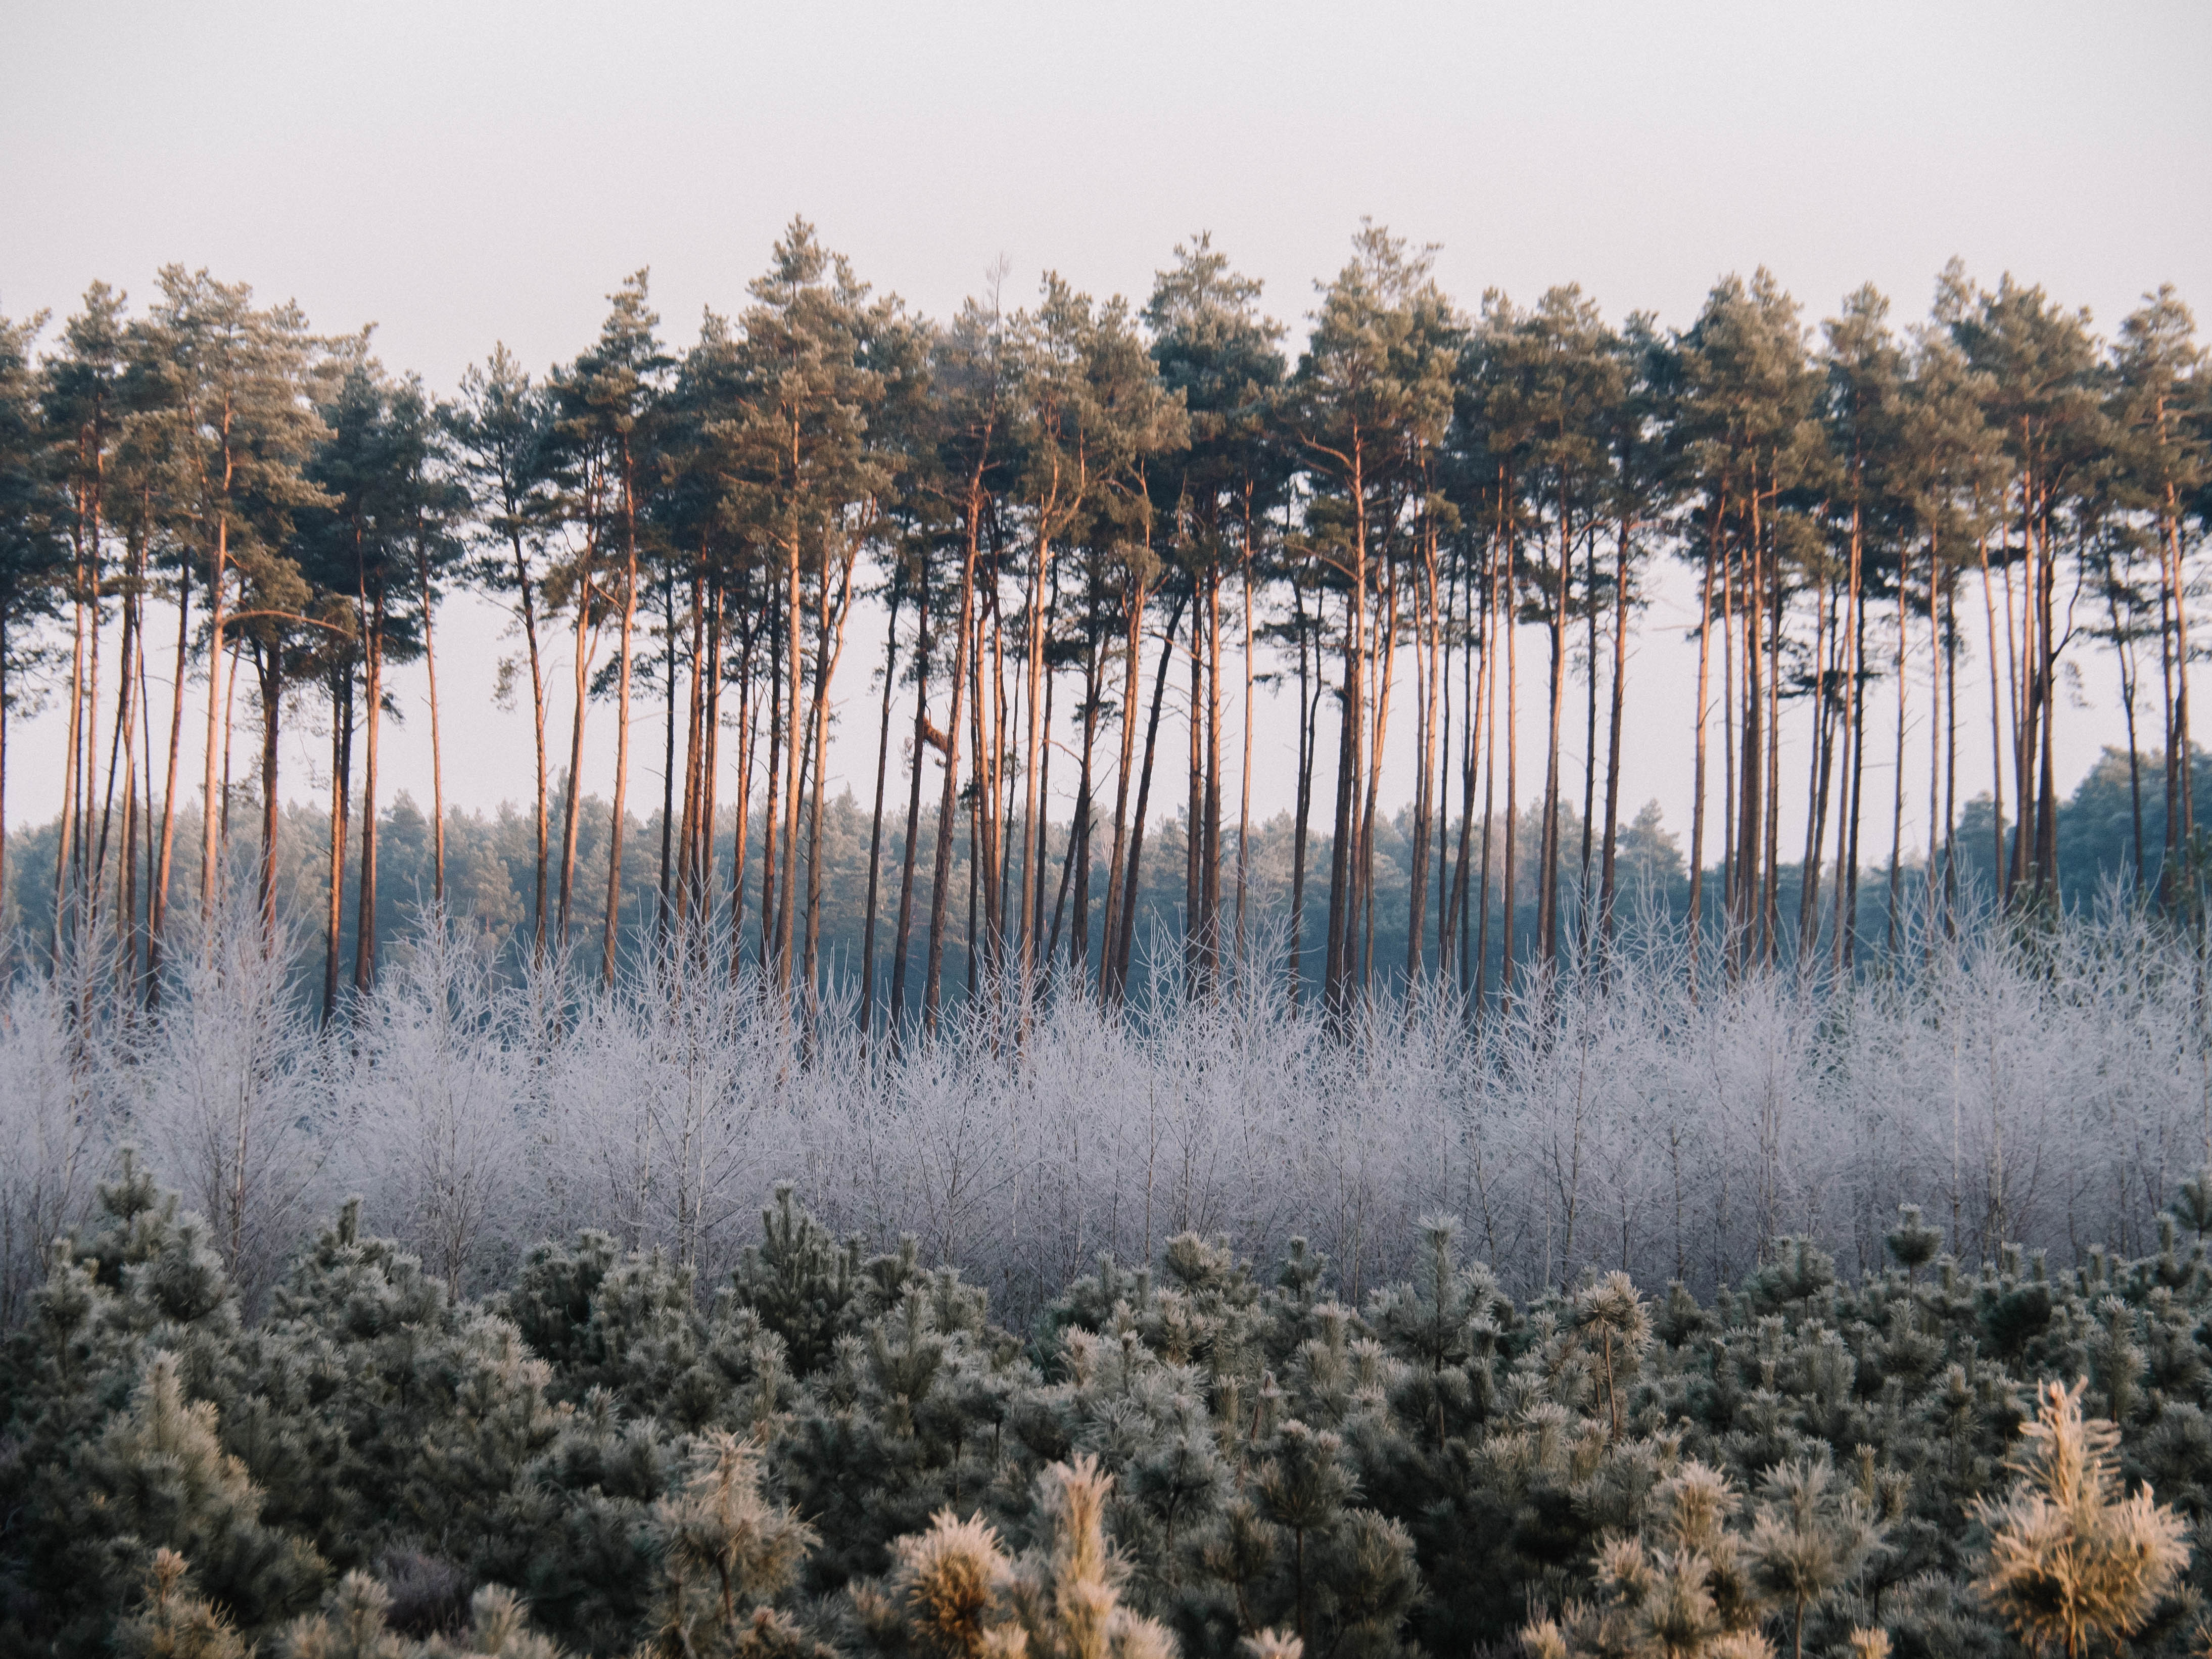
[14,1159,2212,1655]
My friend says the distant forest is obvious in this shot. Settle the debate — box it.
[3,745,2203,1003]
[0,226,2206,1015]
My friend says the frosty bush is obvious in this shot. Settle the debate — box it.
[5,898,2212,1322]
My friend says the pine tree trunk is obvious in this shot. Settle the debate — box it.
[1058,614,1100,979]
[890,573,929,1026]
[759,594,784,976]
[601,462,642,986]
[1186,593,1204,994]
[509,532,550,961]
[777,532,804,990]
[861,579,904,1033]
[1017,527,1054,985]
[1581,525,1600,907]
[1204,559,1223,985]
[924,498,983,1028]
[1111,592,1187,1003]
[1500,523,1520,1011]
[354,590,385,992]
[1288,586,1313,1007]
[1324,442,1369,1021]
[322,666,351,1023]
[1237,511,1256,963]
[255,642,280,946]
[418,537,445,910]
[53,562,84,952]
[727,625,760,978]
[675,573,702,924]
[557,534,597,948]
[1100,572,1149,1004]
[1888,559,1909,953]
[91,558,136,922]
[1475,532,1500,1015]
[802,555,855,998]
[1538,494,1569,969]
[1686,527,1715,989]
[199,507,230,928]
[149,555,192,1001]
[660,570,680,930]
[1599,514,1630,956]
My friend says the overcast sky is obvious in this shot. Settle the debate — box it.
[5,2,2209,851]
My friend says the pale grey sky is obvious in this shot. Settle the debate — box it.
[4,1,2209,854]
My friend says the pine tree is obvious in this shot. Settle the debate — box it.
[863,1455,1176,1659]
[0,304,67,931]
[1971,1378,2187,1658]
[640,1433,826,1659]
[114,1549,251,1659]
[1745,1458,1883,1659]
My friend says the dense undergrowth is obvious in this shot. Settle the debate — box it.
[10,1149,2212,1657]
[8,904,2212,1653]
[5,900,2211,1333]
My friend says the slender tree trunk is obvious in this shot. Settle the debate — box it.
[601,464,642,986]
[802,554,855,998]
[860,576,903,1033]
[1599,514,1630,954]
[1100,573,1149,1004]
[660,568,680,930]
[777,530,805,988]
[1581,524,1601,908]
[354,591,386,993]
[1538,492,1569,968]
[149,556,192,1002]
[1762,494,1782,965]
[890,572,930,1025]
[1452,538,1484,993]
[2168,477,2195,847]
[322,665,351,1022]
[1841,533,1870,966]
[1687,522,1716,987]
[1017,520,1056,986]
[508,529,551,961]
[1186,586,1205,993]
[675,574,702,924]
[1475,531,1501,1016]
[1925,533,1945,921]
[418,537,445,908]
[1204,559,1223,985]
[557,537,598,947]
[1288,585,1314,1006]
[2034,496,2060,895]
[1112,592,1188,1002]
[759,592,784,976]
[1324,441,1369,1021]
[728,626,760,977]
[255,642,281,946]
[1888,557,1909,952]
[1237,509,1256,963]
[1057,611,1101,979]
[53,555,84,952]
[924,495,984,1028]
[92,558,138,921]
[1501,520,1521,1010]
[199,506,231,928]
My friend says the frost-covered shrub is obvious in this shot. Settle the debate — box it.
[8,901,2212,1325]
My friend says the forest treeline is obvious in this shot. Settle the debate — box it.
[0,224,2207,1021]
[11,1150,2212,1658]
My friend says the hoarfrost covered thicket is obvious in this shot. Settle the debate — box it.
[3,900,2208,1329]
